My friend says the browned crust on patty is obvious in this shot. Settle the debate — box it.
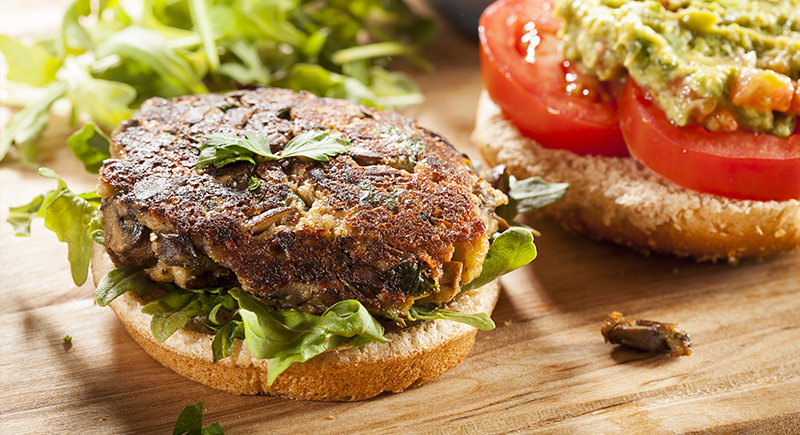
[91,247,500,401]
[99,88,505,317]
[473,91,800,260]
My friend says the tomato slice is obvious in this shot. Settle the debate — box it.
[620,80,800,201]
[478,0,627,157]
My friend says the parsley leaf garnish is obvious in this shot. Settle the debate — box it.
[196,130,349,169]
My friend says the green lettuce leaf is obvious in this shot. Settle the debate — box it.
[68,123,111,173]
[230,288,387,385]
[462,227,538,292]
[408,304,495,331]
[173,402,225,435]
[96,264,151,306]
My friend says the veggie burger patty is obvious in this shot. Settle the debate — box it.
[99,88,506,320]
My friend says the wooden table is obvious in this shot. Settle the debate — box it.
[2,2,799,434]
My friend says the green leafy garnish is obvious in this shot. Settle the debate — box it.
[0,82,67,165]
[280,130,351,161]
[196,130,349,168]
[173,402,224,435]
[408,304,495,331]
[94,265,390,384]
[6,195,45,237]
[67,123,111,173]
[211,319,244,363]
[230,288,387,385]
[95,265,151,307]
[6,168,103,285]
[0,0,433,166]
[143,286,236,342]
[0,35,61,87]
[461,227,538,292]
[196,131,271,168]
[247,176,261,191]
[496,176,569,222]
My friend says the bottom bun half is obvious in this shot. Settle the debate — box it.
[91,247,500,401]
[473,91,800,261]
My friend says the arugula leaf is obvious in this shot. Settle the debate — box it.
[496,176,569,221]
[280,130,349,161]
[96,265,151,306]
[61,0,93,54]
[0,81,67,165]
[188,0,219,72]
[408,304,495,331]
[68,123,111,173]
[142,287,236,342]
[230,288,387,385]
[173,402,224,435]
[62,57,136,131]
[462,227,538,292]
[196,130,349,168]
[331,41,415,65]
[218,40,270,84]
[0,35,62,86]
[94,27,208,95]
[6,168,103,285]
[6,195,45,237]
[1,0,433,165]
[212,319,244,362]
[38,168,104,285]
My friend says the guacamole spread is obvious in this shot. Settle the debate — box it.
[557,0,800,136]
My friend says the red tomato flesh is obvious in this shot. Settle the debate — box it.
[479,0,628,157]
[620,80,800,201]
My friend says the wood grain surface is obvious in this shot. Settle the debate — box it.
[2,2,800,434]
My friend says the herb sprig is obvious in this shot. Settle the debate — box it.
[196,130,349,169]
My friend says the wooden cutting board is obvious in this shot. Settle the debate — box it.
[1,2,799,433]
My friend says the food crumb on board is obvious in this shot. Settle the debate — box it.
[601,312,692,357]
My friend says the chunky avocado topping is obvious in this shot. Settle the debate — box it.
[557,0,800,136]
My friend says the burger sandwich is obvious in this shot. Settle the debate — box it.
[473,0,800,260]
[11,87,563,401]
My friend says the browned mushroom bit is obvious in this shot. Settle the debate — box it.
[601,312,692,357]
[98,88,506,320]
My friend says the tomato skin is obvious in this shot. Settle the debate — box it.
[620,80,800,201]
[479,0,628,157]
